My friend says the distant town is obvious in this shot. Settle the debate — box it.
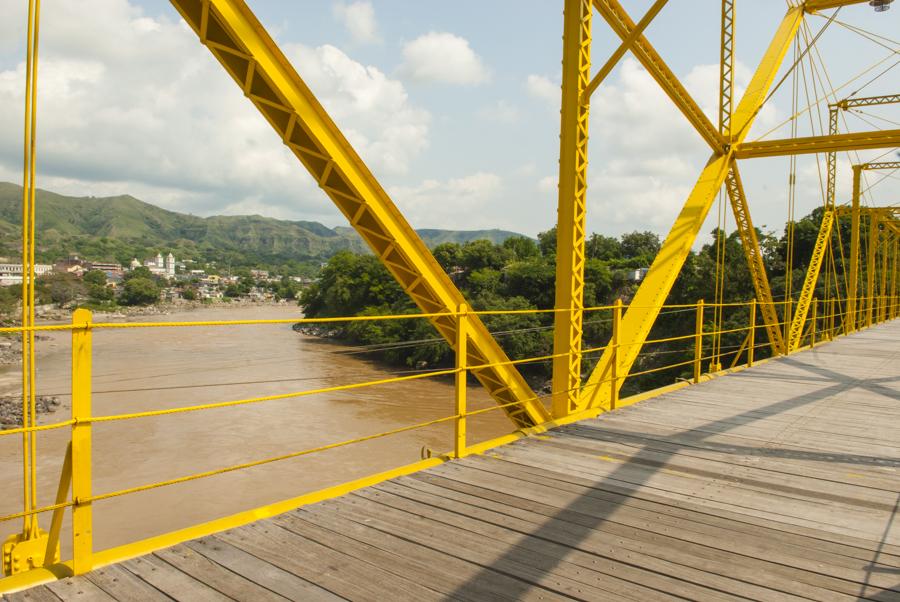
[0,253,316,309]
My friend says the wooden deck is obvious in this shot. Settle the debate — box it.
[7,320,900,601]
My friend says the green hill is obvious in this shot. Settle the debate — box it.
[0,182,529,271]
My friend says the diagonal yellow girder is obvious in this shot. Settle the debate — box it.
[580,6,803,412]
[788,210,834,351]
[168,0,550,427]
[724,164,785,354]
[591,0,725,151]
[804,0,870,12]
[736,129,900,158]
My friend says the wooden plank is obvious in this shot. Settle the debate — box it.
[84,565,172,601]
[277,509,559,602]
[184,537,341,602]
[216,521,445,601]
[119,555,232,602]
[320,495,627,601]
[3,587,62,602]
[154,544,289,601]
[43,579,115,602]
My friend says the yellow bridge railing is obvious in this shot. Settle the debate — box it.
[0,293,897,591]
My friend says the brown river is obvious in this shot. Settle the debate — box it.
[0,305,513,557]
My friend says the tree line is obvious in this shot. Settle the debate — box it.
[300,207,862,395]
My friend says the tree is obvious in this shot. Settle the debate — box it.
[586,234,621,261]
[432,243,462,271]
[538,227,556,258]
[460,240,509,272]
[620,231,661,260]
[83,270,107,286]
[125,266,153,281]
[120,277,159,305]
[502,236,539,261]
[181,288,197,301]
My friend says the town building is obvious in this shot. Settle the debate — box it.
[0,263,53,286]
[132,252,177,278]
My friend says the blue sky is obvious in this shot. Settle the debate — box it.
[0,0,897,241]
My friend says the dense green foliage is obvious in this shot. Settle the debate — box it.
[301,208,854,394]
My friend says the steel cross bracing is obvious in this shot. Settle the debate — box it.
[724,166,785,353]
[551,0,593,418]
[166,0,552,427]
[591,0,725,152]
[788,210,835,351]
[578,5,804,412]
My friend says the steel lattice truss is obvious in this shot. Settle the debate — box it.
[166,0,899,425]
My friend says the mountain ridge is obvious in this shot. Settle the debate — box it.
[0,182,528,270]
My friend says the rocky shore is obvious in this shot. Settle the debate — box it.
[0,394,62,430]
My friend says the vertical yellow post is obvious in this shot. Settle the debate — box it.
[847,165,861,333]
[71,308,92,575]
[551,0,592,419]
[829,297,835,340]
[609,299,621,410]
[879,238,888,323]
[747,299,756,367]
[865,213,878,328]
[891,239,898,319]
[810,298,817,348]
[454,303,467,459]
[694,300,704,383]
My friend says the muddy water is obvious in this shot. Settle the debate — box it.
[0,305,514,556]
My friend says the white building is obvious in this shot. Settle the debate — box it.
[0,263,53,286]
[137,252,177,278]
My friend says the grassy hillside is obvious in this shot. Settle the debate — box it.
[0,183,529,270]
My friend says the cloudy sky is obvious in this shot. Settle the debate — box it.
[0,0,897,241]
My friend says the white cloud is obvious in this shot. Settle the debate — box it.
[525,74,559,106]
[478,100,521,124]
[333,1,379,44]
[0,0,430,221]
[288,44,430,175]
[399,32,489,85]
[389,172,503,229]
[538,175,556,193]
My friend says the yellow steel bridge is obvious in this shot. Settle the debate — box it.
[2,0,900,599]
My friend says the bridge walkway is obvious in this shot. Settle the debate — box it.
[6,320,900,601]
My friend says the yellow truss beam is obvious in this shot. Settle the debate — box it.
[735,129,900,158]
[552,0,592,418]
[805,0,873,12]
[580,6,803,412]
[788,209,834,351]
[725,165,785,353]
[591,0,725,151]
[833,94,900,110]
[168,0,550,427]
